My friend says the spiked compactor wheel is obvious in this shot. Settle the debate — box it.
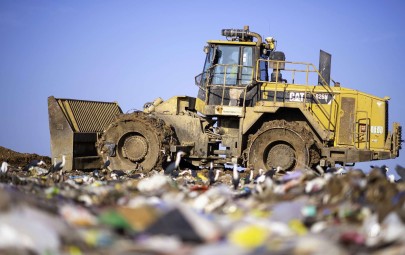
[97,112,176,172]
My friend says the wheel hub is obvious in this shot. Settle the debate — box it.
[267,143,295,170]
[122,135,148,162]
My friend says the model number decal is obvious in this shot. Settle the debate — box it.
[314,93,330,101]
[371,126,383,134]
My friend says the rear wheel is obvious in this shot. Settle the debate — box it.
[245,120,320,171]
[97,112,176,172]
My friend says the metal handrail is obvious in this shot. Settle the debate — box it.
[256,59,340,135]
[197,64,254,107]
[355,112,370,149]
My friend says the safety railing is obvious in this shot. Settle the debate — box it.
[256,59,339,135]
[195,64,254,107]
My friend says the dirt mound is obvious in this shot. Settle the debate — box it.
[0,146,51,168]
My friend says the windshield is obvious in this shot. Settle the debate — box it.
[213,45,253,86]
[198,44,254,87]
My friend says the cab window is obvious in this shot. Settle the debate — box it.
[211,45,253,86]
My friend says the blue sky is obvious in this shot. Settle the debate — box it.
[1,0,404,172]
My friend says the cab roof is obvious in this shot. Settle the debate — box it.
[207,40,257,46]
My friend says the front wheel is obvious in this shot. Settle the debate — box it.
[97,112,176,172]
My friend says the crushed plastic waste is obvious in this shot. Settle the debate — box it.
[1,149,405,254]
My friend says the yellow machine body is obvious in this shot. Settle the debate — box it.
[48,26,401,171]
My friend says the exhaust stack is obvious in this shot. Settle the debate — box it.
[221,25,262,45]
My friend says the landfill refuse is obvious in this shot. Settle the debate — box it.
[1,145,405,254]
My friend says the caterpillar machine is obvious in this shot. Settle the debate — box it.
[48,26,402,172]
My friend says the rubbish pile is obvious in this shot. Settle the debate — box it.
[1,146,405,254]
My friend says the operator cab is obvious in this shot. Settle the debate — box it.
[195,26,277,108]
[196,42,257,107]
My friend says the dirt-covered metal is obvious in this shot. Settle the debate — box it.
[244,120,321,171]
[97,112,177,172]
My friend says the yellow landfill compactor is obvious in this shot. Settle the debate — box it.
[48,26,402,172]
